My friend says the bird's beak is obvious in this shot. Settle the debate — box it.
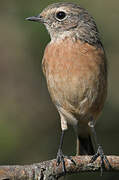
[25,15,43,23]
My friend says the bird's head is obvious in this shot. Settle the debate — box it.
[26,2,100,45]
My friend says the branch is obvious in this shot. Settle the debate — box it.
[0,155,118,180]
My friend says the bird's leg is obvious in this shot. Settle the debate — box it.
[56,111,76,173]
[56,130,76,174]
[56,130,66,173]
[88,120,111,176]
[56,112,67,173]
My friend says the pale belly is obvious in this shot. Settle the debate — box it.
[46,64,106,122]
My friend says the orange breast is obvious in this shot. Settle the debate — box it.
[42,38,107,120]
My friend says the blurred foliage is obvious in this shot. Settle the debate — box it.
[0,0,119,179]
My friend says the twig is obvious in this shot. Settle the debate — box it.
[0,155,118,180]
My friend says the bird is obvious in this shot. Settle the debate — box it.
[26,2,110,174]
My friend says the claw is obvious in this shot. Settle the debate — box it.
[56,149,66,174]
[56,149,76,174]
[65,155,76,166]
[90,145,111,176]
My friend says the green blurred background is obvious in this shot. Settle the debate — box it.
[0,0,119,179]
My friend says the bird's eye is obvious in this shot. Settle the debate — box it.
[55,11,66,21]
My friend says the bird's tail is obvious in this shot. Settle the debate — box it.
[76,135,95,155]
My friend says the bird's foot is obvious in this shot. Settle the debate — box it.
[90,145,111,176]
[56,149,76,174]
